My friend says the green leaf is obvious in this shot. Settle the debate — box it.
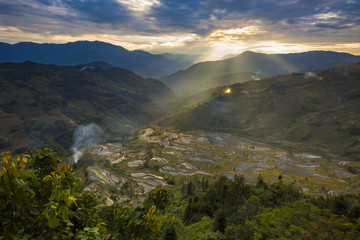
[80,235,88,240]
[68,196,76,201]
[48,214,59,228]
[66,219,74,227]
[30,208,40,216]
[60,207,69,221]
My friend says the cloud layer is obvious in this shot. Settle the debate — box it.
[0,0,359,58]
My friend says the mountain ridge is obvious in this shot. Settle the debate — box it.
[162,50,360,97]
[158,62,360,161]
[0,41,193,78]
[0,61,175,153]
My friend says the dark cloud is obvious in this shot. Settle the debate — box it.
[37,0,53,6]
[314,23,354,30]
[1,0,358,35]
[148,1,212,32]
[149,0,360,34]
[0,2,25,16]
[62,0,132,24]
[0,0,358,51]
[0,0,132,27]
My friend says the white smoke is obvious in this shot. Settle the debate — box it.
[71,123,103,163]
[251,75,261,81]
[304,72,316,79]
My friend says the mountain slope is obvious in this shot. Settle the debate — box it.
[0,41,191,78]
[163,51,360,97]
[157,63,360,161]
[0,62,175,153]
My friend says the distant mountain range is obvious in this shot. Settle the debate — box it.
[158,62,360,161]
[162,51,360,97]
[0,41,194,78]
[0,61,175,153]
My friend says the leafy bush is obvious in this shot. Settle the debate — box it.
[0,149,171,239]
[173,175,360,240]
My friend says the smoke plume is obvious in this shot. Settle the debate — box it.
[71,123,103,163]
[304,72,316,79]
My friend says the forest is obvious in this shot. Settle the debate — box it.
[1,148,360,239]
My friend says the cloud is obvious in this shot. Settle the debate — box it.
[62,0,132,24]
[0,0,133,32]
[1,0,359,37]
[147,1,213,33]
[208,26,265,41]
[0,0,359,58]
[116,0,160,12]
[149,0,360,33]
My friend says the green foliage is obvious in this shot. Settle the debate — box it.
[144,143,154,168]
[111,186,172,239]
[28,148,62,178]
[0,149,171,239]
[0,149,101,239]
[247,200,359,240]
[169,175,360,239]
[162,225,177,240]
[285,121,312,141]
[186,180,195,196]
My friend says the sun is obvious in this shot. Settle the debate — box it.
[225,88,231,94]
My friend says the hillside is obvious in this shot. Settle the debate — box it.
[2,61,360,240]
[3,147,360,239]
[68,125,360,238]
[0,61,175,153]
[158,63,360,161]
[0,41,193,78]
[163,51,360,97]
[76,126,360,196]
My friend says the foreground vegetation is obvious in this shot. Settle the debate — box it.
[2,148,360,239]
[159,175,360,239]
[0,149,171,239]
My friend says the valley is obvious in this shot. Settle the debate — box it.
[75,126,360,207]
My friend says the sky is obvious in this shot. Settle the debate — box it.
[0,0,359,60]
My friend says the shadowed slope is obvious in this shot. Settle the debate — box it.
[158,63,360,161]
[0,61,175,152]
[163,51,360,97]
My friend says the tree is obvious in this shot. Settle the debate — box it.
[187,181,195,196]
[247,200,359,240]
[0,149,171,239]
[144,143,153,168]
[213,209,227,233]
[163,225,178,240]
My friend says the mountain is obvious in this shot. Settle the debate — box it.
[161,52,201,67]
[221,54,239,60]
[162,51,360,97]
[160,53,199,69]
[0,41,191,78]
[157,62,360,161]
[0,61,175,153]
